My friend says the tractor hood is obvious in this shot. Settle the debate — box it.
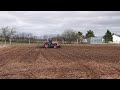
[52,41,59,44]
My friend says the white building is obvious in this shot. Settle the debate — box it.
[82,39,87,43]
[113,34,120,43]
[87,37,103,44]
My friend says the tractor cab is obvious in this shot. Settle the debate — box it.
[44,38,60,48]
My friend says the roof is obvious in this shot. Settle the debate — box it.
[88,36,103,39]
[113,34,120,37]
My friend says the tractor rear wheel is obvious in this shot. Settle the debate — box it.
[44,43,48,48]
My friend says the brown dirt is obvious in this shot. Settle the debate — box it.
[0,44,120,79]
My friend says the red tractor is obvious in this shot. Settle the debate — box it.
[44,38,60,48]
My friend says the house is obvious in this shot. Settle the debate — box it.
[112,34,120,43]
[82,39,87,43]
[87,37,103,44]
[81,38,87,44]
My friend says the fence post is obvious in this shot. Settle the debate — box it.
[29,39,30,45]
[10,39,11,45]
[62,40,64,44]
[5,40,6,45]
[77,39,78,44]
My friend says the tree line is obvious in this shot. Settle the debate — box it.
[0,26,113,44]
[54,29,95,44]
[52,29,113,44]
[0,26,39,44]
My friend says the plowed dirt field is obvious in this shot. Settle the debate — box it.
[0,44,120,79]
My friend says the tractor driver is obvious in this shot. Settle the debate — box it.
[48,38,52,45]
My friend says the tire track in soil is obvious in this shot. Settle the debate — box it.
[43,49,69,63]
[108,65,120,76]
[82,64,100,79]
[0,46,35,78]
[0,46,29,59]
[61,47,105,64]
[0,46,41,79]
[43,48,79,78]
[2,47,55,79]
[62,46,120,63]
[0,46,31,66]
[45,48,83,78]
[17,47,40,63]
[18,48,55,79]
[13,47,34,63]
[54,48,87,62]
[58,47,89,60]
[39,48,59,78]
[96,65,120,79]
[0,46,19,57]
[24,48,49,79]
[0,48,23,66]
[83,62,120,79]
[53,49,78,61]
[42,49,86,79]
[59,48,103,63]
[40,49,57,68]
[0,47,22,62]
[1,45,120,79]
[3,46,116,78]
[40,48,70,66]
[59,46,101,62]
[50,48,101,79]
[0,46,10,51]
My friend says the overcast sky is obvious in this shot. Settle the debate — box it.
[0,11,120,37]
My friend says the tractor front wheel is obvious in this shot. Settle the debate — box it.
[54,45,57,48]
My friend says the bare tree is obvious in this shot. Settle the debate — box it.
[26,33,33,39]
[76,31,83,43]
[0,32,2,41]
[43,34,48,41]
[0,26,16,44]
[62,29,77,44]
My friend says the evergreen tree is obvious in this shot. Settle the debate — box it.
[103,30,113,43]
[85,30,95,38]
